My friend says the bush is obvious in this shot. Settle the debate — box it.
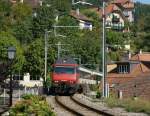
[9,94,55,116]
[96,91,101,98]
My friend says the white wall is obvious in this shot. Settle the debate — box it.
[18,73,43,87]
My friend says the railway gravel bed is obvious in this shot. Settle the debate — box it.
[46,94,148,116]
[55,96,103,116]
[74,94,148,116]
[46,96,75,116]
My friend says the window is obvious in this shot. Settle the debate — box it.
[106,21,111,27]
[123,11,129,17]
[112,15,120,22]
[118,65,129,73]
[84,22,92,29]
[13,75,23,80]
[54,66,75,74]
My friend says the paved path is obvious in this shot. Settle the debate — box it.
[0,97,21,115]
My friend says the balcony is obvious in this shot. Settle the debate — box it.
[112,23,124,30]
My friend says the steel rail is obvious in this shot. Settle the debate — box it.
[71,96,114,116]
[55,96,84,116]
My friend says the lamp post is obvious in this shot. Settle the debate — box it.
[8,46,16,106]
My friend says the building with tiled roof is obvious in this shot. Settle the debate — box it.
[113,0,134,22]
[70,9,93,31]
[107,52,150,100]
[89,0,134,31]
[104,4,126,31]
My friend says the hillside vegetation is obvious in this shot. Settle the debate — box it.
[0,0,150,77]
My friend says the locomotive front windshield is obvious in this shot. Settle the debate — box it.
[54,66,75,74]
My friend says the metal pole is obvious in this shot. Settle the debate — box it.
[9,74,12,106]
[57,41,61,58]
[102,0,107,98]
[45,30,48,82]
[3,88,6,105]
[19,71,20,101]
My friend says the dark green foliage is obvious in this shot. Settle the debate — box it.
[49,0,71,13]
[0,0,12,31]
[23,38,44,76]
[0,0,150,77]
[0,31,25,72]
[134,2,150,32]
[134,33,150,52]
[32,4,55,38]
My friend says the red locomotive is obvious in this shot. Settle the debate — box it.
[51,57,80,94]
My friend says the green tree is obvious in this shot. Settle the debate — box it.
[11,3,33,44]
[0,0,12,31]
[24,38,44,76]
[32,3,55,38]
[0,31,25,73]
[50,0,71,13]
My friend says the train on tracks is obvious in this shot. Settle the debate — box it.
[50,57,81,94]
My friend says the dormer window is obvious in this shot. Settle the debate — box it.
[118,64,129,73]
[123,11,129,17]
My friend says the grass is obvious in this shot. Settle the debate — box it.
[104,97,150,115]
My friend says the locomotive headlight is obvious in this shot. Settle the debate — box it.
[70,81,74,84]
[54,81,58,83]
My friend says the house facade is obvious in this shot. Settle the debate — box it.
[105,4,125,31]
[107,53,150,100]
[104,0,134,31]
[113,0,134,22]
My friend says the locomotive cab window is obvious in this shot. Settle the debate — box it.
[54,66,75,74]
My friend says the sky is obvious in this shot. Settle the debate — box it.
[135,0,150,4]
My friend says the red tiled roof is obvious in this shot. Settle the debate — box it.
[105,4,121,15]
[130,53,150,62]
[113,0,134,9]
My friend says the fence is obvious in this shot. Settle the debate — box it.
[0,79,43,106]
[0,80,10,106]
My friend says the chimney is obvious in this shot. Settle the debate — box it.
[76,8,80,16]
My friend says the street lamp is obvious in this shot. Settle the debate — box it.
[8,46,16,106]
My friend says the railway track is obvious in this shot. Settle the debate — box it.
[55,95,114,116]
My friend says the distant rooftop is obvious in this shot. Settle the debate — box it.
[130,53,150,61]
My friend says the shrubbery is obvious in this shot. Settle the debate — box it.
[9,94,55,116]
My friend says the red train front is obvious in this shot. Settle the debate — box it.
[51,57,79,94]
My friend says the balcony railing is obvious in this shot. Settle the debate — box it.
[105,21,124,30]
